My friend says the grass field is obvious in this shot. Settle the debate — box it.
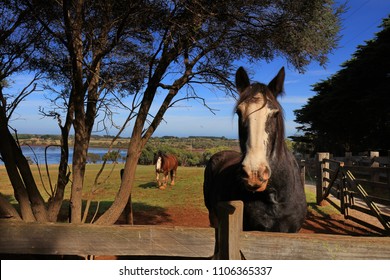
[0,163,338,223]
[0,164,209,221]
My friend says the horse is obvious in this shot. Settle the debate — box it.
[203,67,307,258]
[154,151,178,190]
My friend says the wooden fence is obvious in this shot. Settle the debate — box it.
[1,201,390,260]
[315,152,390,234]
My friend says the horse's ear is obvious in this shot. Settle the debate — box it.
[268,67,285,97]
[236,67,250,94]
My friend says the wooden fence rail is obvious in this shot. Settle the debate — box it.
[1,201,390,259]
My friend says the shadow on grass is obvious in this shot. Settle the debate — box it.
[4,197,172,225]
[127,202,172,225]
[138,181,158,189]
[0,194,19,218]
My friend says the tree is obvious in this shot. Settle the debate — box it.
[95,0,344,225]
[25,0,153,223]
[0,1,51,222]
[1,0,343,225]
[294,15,390,155]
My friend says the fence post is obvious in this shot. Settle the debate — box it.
[345,152,352,166]
[316,152,329,205]
[300,160,306,187]
[217,200,243,260]
[370,151,380,182]
[388,151,390,185]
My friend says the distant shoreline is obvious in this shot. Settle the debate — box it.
[15,134,239,150]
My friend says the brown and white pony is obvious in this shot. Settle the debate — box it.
[203,67,307,257]
[155,151,178,190]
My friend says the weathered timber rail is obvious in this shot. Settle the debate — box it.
[1,201,390,260]
[0,221,214,258]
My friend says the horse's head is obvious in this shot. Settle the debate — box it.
[235,67,285,192]
[155,151,164,172]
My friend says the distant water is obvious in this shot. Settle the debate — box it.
[0,146,127,165]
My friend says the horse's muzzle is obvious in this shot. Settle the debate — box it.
[241,165,270,192]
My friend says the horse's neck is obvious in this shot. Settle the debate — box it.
[270,147,299,183]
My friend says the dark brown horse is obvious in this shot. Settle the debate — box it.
[203,67,307,257]
[155,151,178,190]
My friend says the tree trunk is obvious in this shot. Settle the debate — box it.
[94,56,172,225]
[10,137,49,222]
[65,0,88,224]
[47,124,72,222]
[125,195,133,225]
[0,194,22,220]
[94,64,190,225]
[94,138,141,225]
[120,168,133,225]
[70,127,88,223]
[0,99,36,222]
[0,146,35,222]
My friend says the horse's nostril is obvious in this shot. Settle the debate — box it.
[262,166,271,180]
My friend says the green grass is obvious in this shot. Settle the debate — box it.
[0,164,208,219]
[132,165,206,209]
[304,186,340,217]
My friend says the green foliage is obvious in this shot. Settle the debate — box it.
[102,151,121,162]
[87,153,101,164]
[294,16,390,154]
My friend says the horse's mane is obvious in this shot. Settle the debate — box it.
[235,82,286,157]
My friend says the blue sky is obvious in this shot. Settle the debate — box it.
[7,0,390,139]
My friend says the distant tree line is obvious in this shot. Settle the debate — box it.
[87,138,295,167]
[138,143,235,167]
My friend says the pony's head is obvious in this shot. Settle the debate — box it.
[154,151,164,172]
[235,67,286,192]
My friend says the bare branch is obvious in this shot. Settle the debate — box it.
[6,73,42,121]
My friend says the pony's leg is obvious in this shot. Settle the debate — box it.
[156,172,161,187]
[159,172,168,190]
[164,173,169,186]
[170,169,175,185]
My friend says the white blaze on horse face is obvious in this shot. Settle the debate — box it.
[156,156,162,172]
[238,93,276,190]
